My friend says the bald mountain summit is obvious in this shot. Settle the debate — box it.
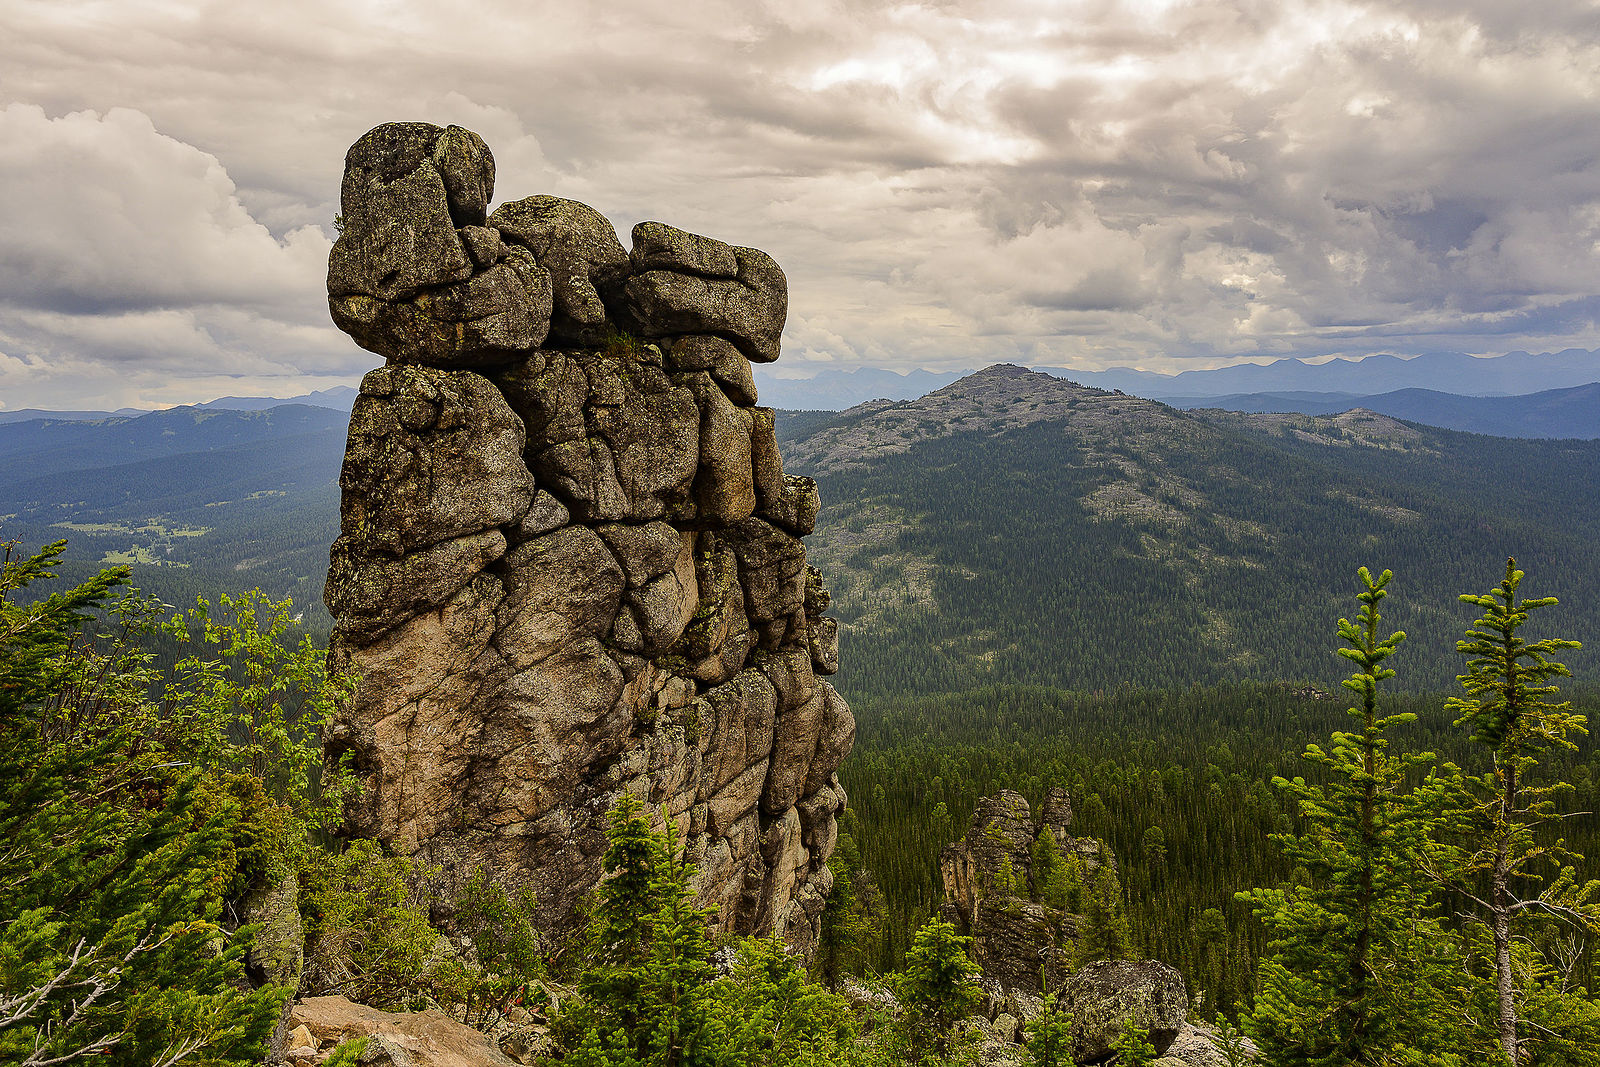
[780,364,1600,699]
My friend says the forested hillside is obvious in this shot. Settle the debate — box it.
[0,405,346,628]
[780,366,1600,697]
[839,681,1600,1013]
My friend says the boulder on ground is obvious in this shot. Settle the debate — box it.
[1063,959,1189,1062]
[289,995,519,1066]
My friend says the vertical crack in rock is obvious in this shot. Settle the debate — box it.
[323,122,852,958]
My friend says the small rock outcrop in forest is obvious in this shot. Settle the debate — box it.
[943,790,1238,1065]
[321,121,852,957]
[939,788,1106,992]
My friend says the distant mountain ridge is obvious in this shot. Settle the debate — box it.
[0,386,358,425]
[1163,382,1600,439]
[753,366,967,409]
[777,364,1600,696]
[0,404,349,488]
[1051,347,1600,398]
[747,349,1600,412]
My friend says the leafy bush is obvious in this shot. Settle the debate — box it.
[299,840,441,1009]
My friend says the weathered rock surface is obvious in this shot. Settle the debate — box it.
[490,196,629,345]
[618,223,787,363]
[1063,959,1189,1062]
[1158,1020,1258,1066]
[329,122,552,367]
[324,122,848,958]
[289,996,519,1066]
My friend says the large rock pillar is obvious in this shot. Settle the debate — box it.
[322,122,851,956]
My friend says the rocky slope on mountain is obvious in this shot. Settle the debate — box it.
[320,121,851,956]
[781,364,1177,476]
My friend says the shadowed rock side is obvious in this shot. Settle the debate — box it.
[322,121,850,958]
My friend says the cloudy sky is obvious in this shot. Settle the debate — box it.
[2,0,1599,409]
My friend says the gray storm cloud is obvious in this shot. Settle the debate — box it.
[0,0,1597,407]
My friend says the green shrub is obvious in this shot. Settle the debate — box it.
[299,840,441,1009]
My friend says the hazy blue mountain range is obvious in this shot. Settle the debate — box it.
[1053,347,1600,398]
[0,406,149,425]
[0,405,349,485]
[752,366,967,409]
[0,386,358,425]
[753,348,1600,411]
[195,386,358,412]
[1161,381,1600,439]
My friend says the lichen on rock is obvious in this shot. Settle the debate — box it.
[322,121,851,958]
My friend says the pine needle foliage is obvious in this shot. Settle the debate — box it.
[1077,863,1133,966]
[0,541,284,1066]
[1242,567,1456,1065]
[1019,990,1074,1067]
[560,792,719,1066]
[893,918,983,1065]
[1432,559,1600,1064]
[1113,1017,1157,1066]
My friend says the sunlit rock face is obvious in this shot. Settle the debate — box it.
[322,121,850,957]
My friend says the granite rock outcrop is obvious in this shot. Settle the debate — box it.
[939,788,1108,992]
[942,791,1236,1065]
[322,122,851,957]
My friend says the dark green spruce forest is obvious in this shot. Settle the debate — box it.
[5,370,1600,1063]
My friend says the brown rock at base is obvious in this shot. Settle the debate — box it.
[290,995,518,1067]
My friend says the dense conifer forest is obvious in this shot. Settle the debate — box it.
[839,681,1600,1012]
[788,407,1600,698]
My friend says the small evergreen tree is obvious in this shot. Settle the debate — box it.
[1240,566,1455,1064]
[1031,827,1071,910]
[1212,1017,1252,1067]
[1434,559,1599,1063]
[818,828,884,989]
[1113,1017,1157,1066]
[560,792,717,1066]
[995,855,1019,897]
[710,935,857,1064]
[1077,863,1132,964]
[894,918,983,1064]
[1020,989,1074,1067]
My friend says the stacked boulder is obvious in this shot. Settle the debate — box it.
[322,122,851,957]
